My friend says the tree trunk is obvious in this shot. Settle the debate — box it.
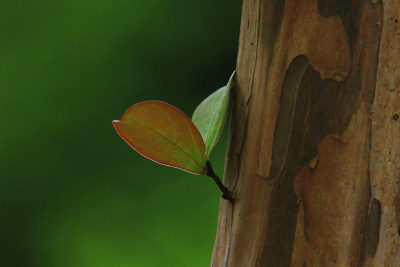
[211,0,400,266]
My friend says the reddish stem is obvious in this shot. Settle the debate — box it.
[206,160,234,201]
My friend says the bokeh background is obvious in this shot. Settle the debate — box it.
[0,1,241,266]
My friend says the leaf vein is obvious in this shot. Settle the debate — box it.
[155,105,177,144]
[132,120,204,172]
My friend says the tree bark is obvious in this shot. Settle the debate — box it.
[211,0,400,266]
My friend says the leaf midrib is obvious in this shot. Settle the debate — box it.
[203,88,226,152]
[128,119,205,173]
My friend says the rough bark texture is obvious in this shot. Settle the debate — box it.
[211,0,400,266]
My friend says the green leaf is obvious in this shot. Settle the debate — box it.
[192,71,235,155]
[113,101,208,175]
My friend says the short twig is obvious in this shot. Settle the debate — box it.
[206,160,234,201]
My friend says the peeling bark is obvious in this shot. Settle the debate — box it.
[211,0,400,266]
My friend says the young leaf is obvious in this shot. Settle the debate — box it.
[113,101,208,175]
[192,71,235,155]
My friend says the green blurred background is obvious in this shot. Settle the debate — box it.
[0,0,241,266]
